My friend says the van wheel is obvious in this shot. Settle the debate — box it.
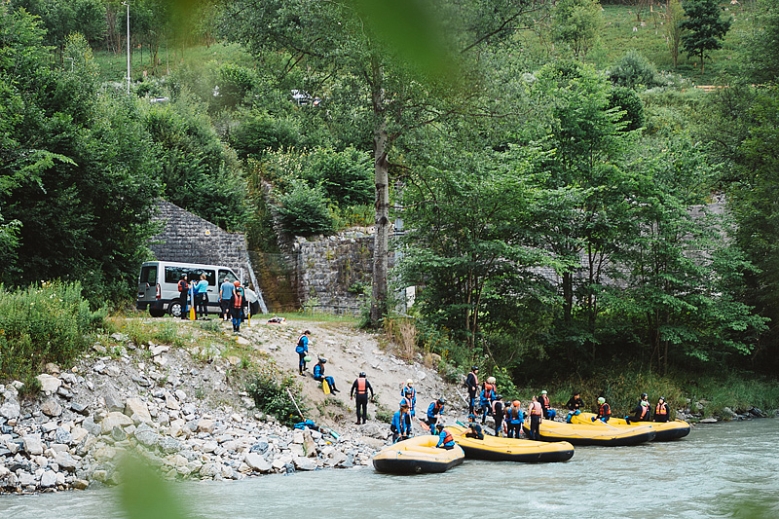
[149,308,165,318]
[169,302,182,318]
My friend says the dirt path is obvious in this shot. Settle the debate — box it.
[233,317,465,433]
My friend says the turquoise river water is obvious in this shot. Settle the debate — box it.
[1,419,778,519]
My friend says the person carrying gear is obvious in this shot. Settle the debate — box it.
[480,376,497,424]
[177,274,189,320]
[400,379,417,417]
[435,423,456,450]
[312,358,339,393]
[592,397,611,423]
[465,366,479,414]
[528,395,543,440]
[539,390,555,420]
[295,330,311,375]
[391,403,413,443]
[426,397,446,432]
[506,400,524,439]
[565,392,585,423]
[350,372,374,425]
[230,281,246,332]
[465,414,484,440]
[654,397,670,422]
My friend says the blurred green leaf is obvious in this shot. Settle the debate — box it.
[119,455,190,519]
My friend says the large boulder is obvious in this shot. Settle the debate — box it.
[0,401,21,420]
[36,374,62,395]
[101,412,134,434]
[244,453,272,473]
[41,400,63,417]
[125,398,152,424]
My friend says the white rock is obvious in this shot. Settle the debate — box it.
[197,419,215,434]
[23,435,44,456]
[244,453,272,473]
[174,389,187,401]
[40,470,57,487]
[125,398,152,423]
[0,401,21,420]
[100,412,134,434]
[37,374,62,394]
[293,456,318,471]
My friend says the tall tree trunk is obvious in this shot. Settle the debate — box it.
[563,271,573,323]
[370,57,390,325]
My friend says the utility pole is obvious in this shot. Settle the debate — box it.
[122,1,130,94]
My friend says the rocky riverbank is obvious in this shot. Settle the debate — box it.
[0,318,458,494]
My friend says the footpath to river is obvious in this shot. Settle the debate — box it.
[1,419,778,519]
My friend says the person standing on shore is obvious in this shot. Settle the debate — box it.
[506,400,524,439]
[230,281,246,332]
[350,371,374,425]
[426,397,446,432]
[480,377,496,425]
[195,273,209,319]
[491,395,505,436]
[295,330,311,375]
[466,366,479,414]
[219,276,235,321]
[400,379,417,417]
[177,274,189,320]
[529,395,543,440]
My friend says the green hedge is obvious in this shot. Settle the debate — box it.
[0,281,106,385]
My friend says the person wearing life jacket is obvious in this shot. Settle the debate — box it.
[312,357,339,393]
[528,395,544,440]
[491,395,505,437]
[350,371,374,425]
[565,392,585,423]
[464,414,484,440]
[426,397,446,432]
[480,377,497,425]
[177,274,190,320]
[390,403,413,443]
[435,423,456,450]
[592,397,611,423]
[654,397,670,422]
[506,400,524,439]
[466,366,479,414]
[539,390,555,420]
[295,330,311,375]
[230,281,246,332]
[400,379,417,417]
[626,398,651,424]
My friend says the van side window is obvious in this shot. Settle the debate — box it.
[192,270,217,286]
[141,266,157,284]
[165,267,190,284]
[219,270,238,284]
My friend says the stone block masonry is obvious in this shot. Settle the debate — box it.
[149,200,259,292]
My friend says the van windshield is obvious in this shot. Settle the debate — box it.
[219,270,238,284]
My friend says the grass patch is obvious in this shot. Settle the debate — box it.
[0,282,105,389]
[246,367,308,426]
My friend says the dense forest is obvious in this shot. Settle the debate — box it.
[2,0,779,388]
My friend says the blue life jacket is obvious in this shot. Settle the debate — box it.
[391,411,412,435]
[313,363,324,380]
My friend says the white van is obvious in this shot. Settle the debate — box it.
[137,261,240,317]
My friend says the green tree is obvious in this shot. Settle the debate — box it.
[680,0,732,73]
[740,0,779,84]
[552,0,603,59]
[219,0,544,325]
[664,0,685,69]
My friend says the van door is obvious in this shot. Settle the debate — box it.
[138,264,158,302]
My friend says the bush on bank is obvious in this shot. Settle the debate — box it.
[0,281,106,390]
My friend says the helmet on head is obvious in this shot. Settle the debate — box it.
[512,400,520,407]
[541,390,548,395]
[468,414,476,420]
[233,280,241,287]
[359,372,366,377]
[472,365,479,371]
[598,397,606,404]
[659,396,665,401]
[438,397,446,405]
[487,377,496,384]
[319,357,327,364]
[495,394,503,400]
[641,392,648,399]
[406,378,413,385]
[435,423,444,430]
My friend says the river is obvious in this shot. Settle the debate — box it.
[1,419,777,519]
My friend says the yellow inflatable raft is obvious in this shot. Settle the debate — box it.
[447,425,574,462]
[372,435,465,474]
[570,413,690,441]
[524,419,656,446]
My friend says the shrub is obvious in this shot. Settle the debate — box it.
[276,181,335,236]
[609,86,645,131]
[0,281,105,384]
[609,50,663,90]
[246,370,308,426]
